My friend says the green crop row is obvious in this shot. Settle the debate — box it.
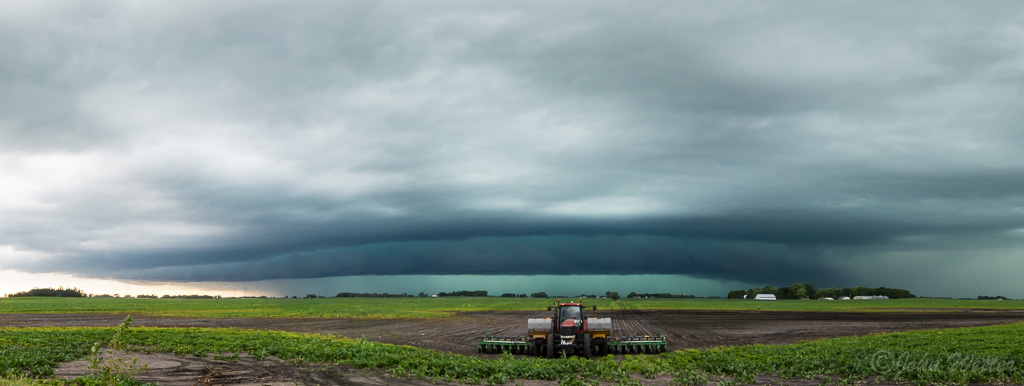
[3,321,1024,385]
[2,297,1023,319]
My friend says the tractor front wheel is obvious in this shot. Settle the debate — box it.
[546,334,556,358]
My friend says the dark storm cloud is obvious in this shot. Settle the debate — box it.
[3,1,1024,293]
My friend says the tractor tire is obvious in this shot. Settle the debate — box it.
[546,334,556,358]
[583,334,592,359]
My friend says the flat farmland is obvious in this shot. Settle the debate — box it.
[4,297,1024,384]
[3,298,1023,356]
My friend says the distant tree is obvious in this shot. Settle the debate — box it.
[978,295,1009,300]
[734,284,913,299]
[815,286,839,299]
[606,291,621,301]
[436,290,488,297]
[336,292,414,298]
[9,287,86,298]
[753,286,779,297]
[518,294,527,298]
[500,293,517,297]
[627,292,639,298]
[161,294,215,299]
[305,294,317,299]
[788,283,809,299]
[531,292,548,298]
[804,283,815,298]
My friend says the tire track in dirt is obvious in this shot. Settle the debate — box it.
[605,303,730,350]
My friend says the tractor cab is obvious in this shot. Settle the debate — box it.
[549,300,594,331]
[557,304,583,330]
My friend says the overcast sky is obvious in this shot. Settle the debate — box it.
[2,1,1024,298]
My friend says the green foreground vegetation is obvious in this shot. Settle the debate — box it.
[2,320,1024,385]
[2,297,1024,319]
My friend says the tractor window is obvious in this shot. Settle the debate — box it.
[560,306,582,322]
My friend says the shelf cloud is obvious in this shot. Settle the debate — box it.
[2,1,1024,295]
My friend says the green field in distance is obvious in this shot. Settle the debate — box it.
[2,297,1023,319]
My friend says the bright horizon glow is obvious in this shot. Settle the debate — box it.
[0,269,266,298]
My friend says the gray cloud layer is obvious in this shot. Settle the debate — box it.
[2,2,1024,293]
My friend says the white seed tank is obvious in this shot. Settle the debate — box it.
[586,317,611,332]
[527,318,551,338]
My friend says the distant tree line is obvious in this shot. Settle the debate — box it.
[627,292,696,299]
[8,287,85,298]
[727,283,916,299]
[499,293,528,298]
[160,294,220,299]
[978,295,1009,300]
[335,292,413,298]
[436,290,488,297]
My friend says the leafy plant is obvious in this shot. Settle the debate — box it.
[74,316,148,386]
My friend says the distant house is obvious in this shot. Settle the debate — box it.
[754,294,776,300]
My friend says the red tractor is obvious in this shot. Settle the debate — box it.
[477,299,665,357]
[529,300,609,358]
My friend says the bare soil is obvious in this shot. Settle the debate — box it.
[4,308,1023,385]
[52,351,429,386]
